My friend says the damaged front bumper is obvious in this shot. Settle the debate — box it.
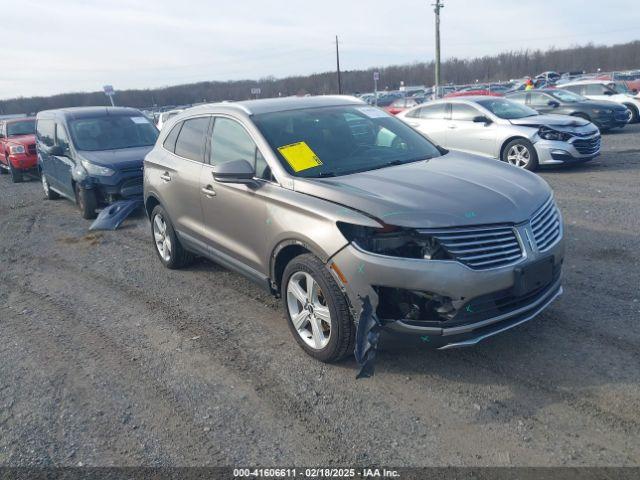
[329,231,565,350]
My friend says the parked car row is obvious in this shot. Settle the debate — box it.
[2,96,567,365]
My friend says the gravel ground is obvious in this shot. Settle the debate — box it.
[0,125,639,467]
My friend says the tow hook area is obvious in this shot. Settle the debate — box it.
[89,198,143,231]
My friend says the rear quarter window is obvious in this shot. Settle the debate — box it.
[36,119,56,147]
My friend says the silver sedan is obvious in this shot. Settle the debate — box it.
[397,96,601,170]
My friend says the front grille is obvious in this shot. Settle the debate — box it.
[572,136,601,155]
[27,144,36,155]
[531,198,561,252]
[423,225,523,270]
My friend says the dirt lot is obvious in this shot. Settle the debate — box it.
[1,125,639,467]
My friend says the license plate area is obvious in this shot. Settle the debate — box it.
[513,256,554,297]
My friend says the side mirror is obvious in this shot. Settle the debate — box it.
[48,145,65,156]
[212,159,255,183]
[632,89,638,95]
[472,115,492,124]
[604,91,614,96]
[548,100,560,108]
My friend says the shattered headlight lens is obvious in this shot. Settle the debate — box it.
[538,126,573,142]
[337,222,450,260]
[81,158,115,176]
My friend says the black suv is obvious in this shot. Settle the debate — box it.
[506,89,630,131]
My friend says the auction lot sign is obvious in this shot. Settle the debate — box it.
[0,468,639,479]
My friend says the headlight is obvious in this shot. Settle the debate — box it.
[80,158,115,176]
[538,126,573,142]
[337,222,450,260]
[8,145,25,155]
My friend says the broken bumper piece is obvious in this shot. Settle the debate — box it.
[89,198,143,231]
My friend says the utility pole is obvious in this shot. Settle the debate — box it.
[433,1,444,96]
[336,35,342,95]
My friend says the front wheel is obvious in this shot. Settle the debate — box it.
[624,104,639,123]
[502,138,539,171]
[75,184,98,219]
[150,205,194,269]
[282,253,355,363]
[41,174,60,200]
[8,159,23,183]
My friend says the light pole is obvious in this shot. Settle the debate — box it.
[433,1,444,97]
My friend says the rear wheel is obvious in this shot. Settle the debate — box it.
[41,173,60,200]
[502,138,539,171]
[75,184,98,219]
[282,253,355,363]
[150,205,194,269]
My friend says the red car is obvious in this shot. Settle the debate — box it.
[385,97,423,115]
[444,89,503,98]
[0,117,37,183]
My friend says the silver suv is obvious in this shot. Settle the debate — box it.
[144,96,565,362]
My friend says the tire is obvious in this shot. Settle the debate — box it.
[502,138,539,171]
[150,205,194,269]
[75,184,98,220]
[41,173,60,200]
[623,104,639,123]
[281,253,355,363]
[8,162,23,183]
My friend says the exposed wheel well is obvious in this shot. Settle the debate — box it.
[272,244,311,293]
[145,196,161,219]
[499,136,530,160]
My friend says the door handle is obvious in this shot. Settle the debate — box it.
[160,172,171,182]
[447,125,457,129]
[201,186,216,197]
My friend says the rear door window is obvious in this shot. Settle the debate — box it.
[174,117,210,162]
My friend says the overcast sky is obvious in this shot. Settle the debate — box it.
[1,0,637,99]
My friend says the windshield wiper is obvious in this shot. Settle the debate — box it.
[316,171,337,178]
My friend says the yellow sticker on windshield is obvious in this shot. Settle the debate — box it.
[278,142,323,172]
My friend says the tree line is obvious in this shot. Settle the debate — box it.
[2,40,639,115]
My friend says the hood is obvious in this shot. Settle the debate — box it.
[510,114,598,135]
[294,152,551,229]
[77,146,153,171]
[6,134,35,146]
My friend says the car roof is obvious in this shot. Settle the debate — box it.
[184,95,366,117]
[4,116,36,123]
[37,106,142,120]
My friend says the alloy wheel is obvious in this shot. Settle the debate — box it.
[286,271,332,350]
[507,144,531,168]
[153,214,172,262]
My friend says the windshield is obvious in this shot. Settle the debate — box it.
[476,98,538,119]
[7,120,36,136]
[610,82,630,94]
[69,115,159,151]
[550,89,586,103]
[253,105,441,178]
